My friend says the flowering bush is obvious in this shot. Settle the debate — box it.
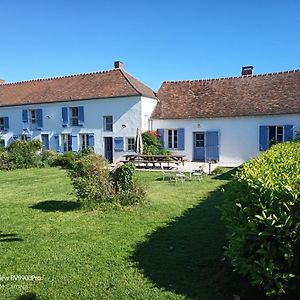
[142,130,169,155]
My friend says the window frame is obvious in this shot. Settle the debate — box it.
[268,125,284,147]
[167,129,178,149]
[103,116,113,132]
[62,134,72,152]
[80,133,90,150]
[70,107,79,127]
[127,137,135,151]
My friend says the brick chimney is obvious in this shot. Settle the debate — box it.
[0,79,5,84]
[114,61,124,69]
[241,66,254,76]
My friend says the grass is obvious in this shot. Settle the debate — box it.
[0,167,262,299]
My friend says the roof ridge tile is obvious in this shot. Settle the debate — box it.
[1,68,118,86]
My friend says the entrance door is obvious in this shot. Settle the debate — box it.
[104,137,113,162]
[193,132,205,161]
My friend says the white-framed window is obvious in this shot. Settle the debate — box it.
[70,107,79,126]
[269,126,283,147]
[127,138,135,151]
[62,134,72,152]
[80,134,90,150]
[29,109,37,129]
[168,129,178,149]
[103,116,113,131]
[195,132,205,147]
[20,134,31,141]
[0,118,4,131]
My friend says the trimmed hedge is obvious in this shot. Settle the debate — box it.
[222,141,300,297]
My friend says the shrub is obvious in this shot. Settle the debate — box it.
[0,150,11,170]
[142,130,170,155]
[41,150,58,167]
[51,151,76,169]
[6,140,43,169]
[222,141,300,297]
[113,163,145,206]
[67,154,114,208]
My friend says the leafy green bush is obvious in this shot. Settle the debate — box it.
[67,154,114,208]
[142,131,170,155]
[6,140,43,169]
[113,163,145,206]
[0,150,11,170]
[41,150,58,167]
[222,141,300,297]
[51,151,76,169]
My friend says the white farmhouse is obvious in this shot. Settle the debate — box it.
[0,63,299,166]
[152,66,300,166]
[0,61,158,162]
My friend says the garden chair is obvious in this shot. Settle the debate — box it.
[175,167,186,183]
[160,166,175,182]
[191,165,205,181]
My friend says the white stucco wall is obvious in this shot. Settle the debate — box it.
[141,97,158,132]
[153,114,300,166]
[0,96,158,162]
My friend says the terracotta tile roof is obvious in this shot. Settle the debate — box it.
[152,70,300,119]
[0,68,157,107]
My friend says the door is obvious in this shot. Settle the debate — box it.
[41,134,49,150]
[193,132,205,161]
[104,137,113,163]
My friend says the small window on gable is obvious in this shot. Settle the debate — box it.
[127,138,135,151]
[104,116,113,131]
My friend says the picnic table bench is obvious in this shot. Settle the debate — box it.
[123,154,186,168]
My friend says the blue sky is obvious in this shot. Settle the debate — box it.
[0,0,299,90]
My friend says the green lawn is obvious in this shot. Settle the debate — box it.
[0,167,253,300]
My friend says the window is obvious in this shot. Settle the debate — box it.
[195,133,205,147]
[70,107,79,126]
[20,134,31,141]
[29,110,37,129]
[0,118,4,131]
[62,134,72,152]
[269,126,283,147]
[0,139,5,148]
[168,129,178,149]
[127,138,135,151]
[104,116,113,131]
[80,134,90,150]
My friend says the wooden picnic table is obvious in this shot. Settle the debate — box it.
[123,154,186,168]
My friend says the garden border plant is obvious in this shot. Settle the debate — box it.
[222,141,300,298]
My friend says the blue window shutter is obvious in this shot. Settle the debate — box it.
[178,128,185,150]
[114,137,124,152]
[62,107,68,127]
[284,125,293,141]
[37,109,43,130]
[78,106,84,126]
[157,129,164,148]
[72,135,78,152]
[3,117,9,130]
[88,134,95,149]
[205,131,219,161]
[54,135,60,152]
[259,126,268,151]
[22,110,28,130]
